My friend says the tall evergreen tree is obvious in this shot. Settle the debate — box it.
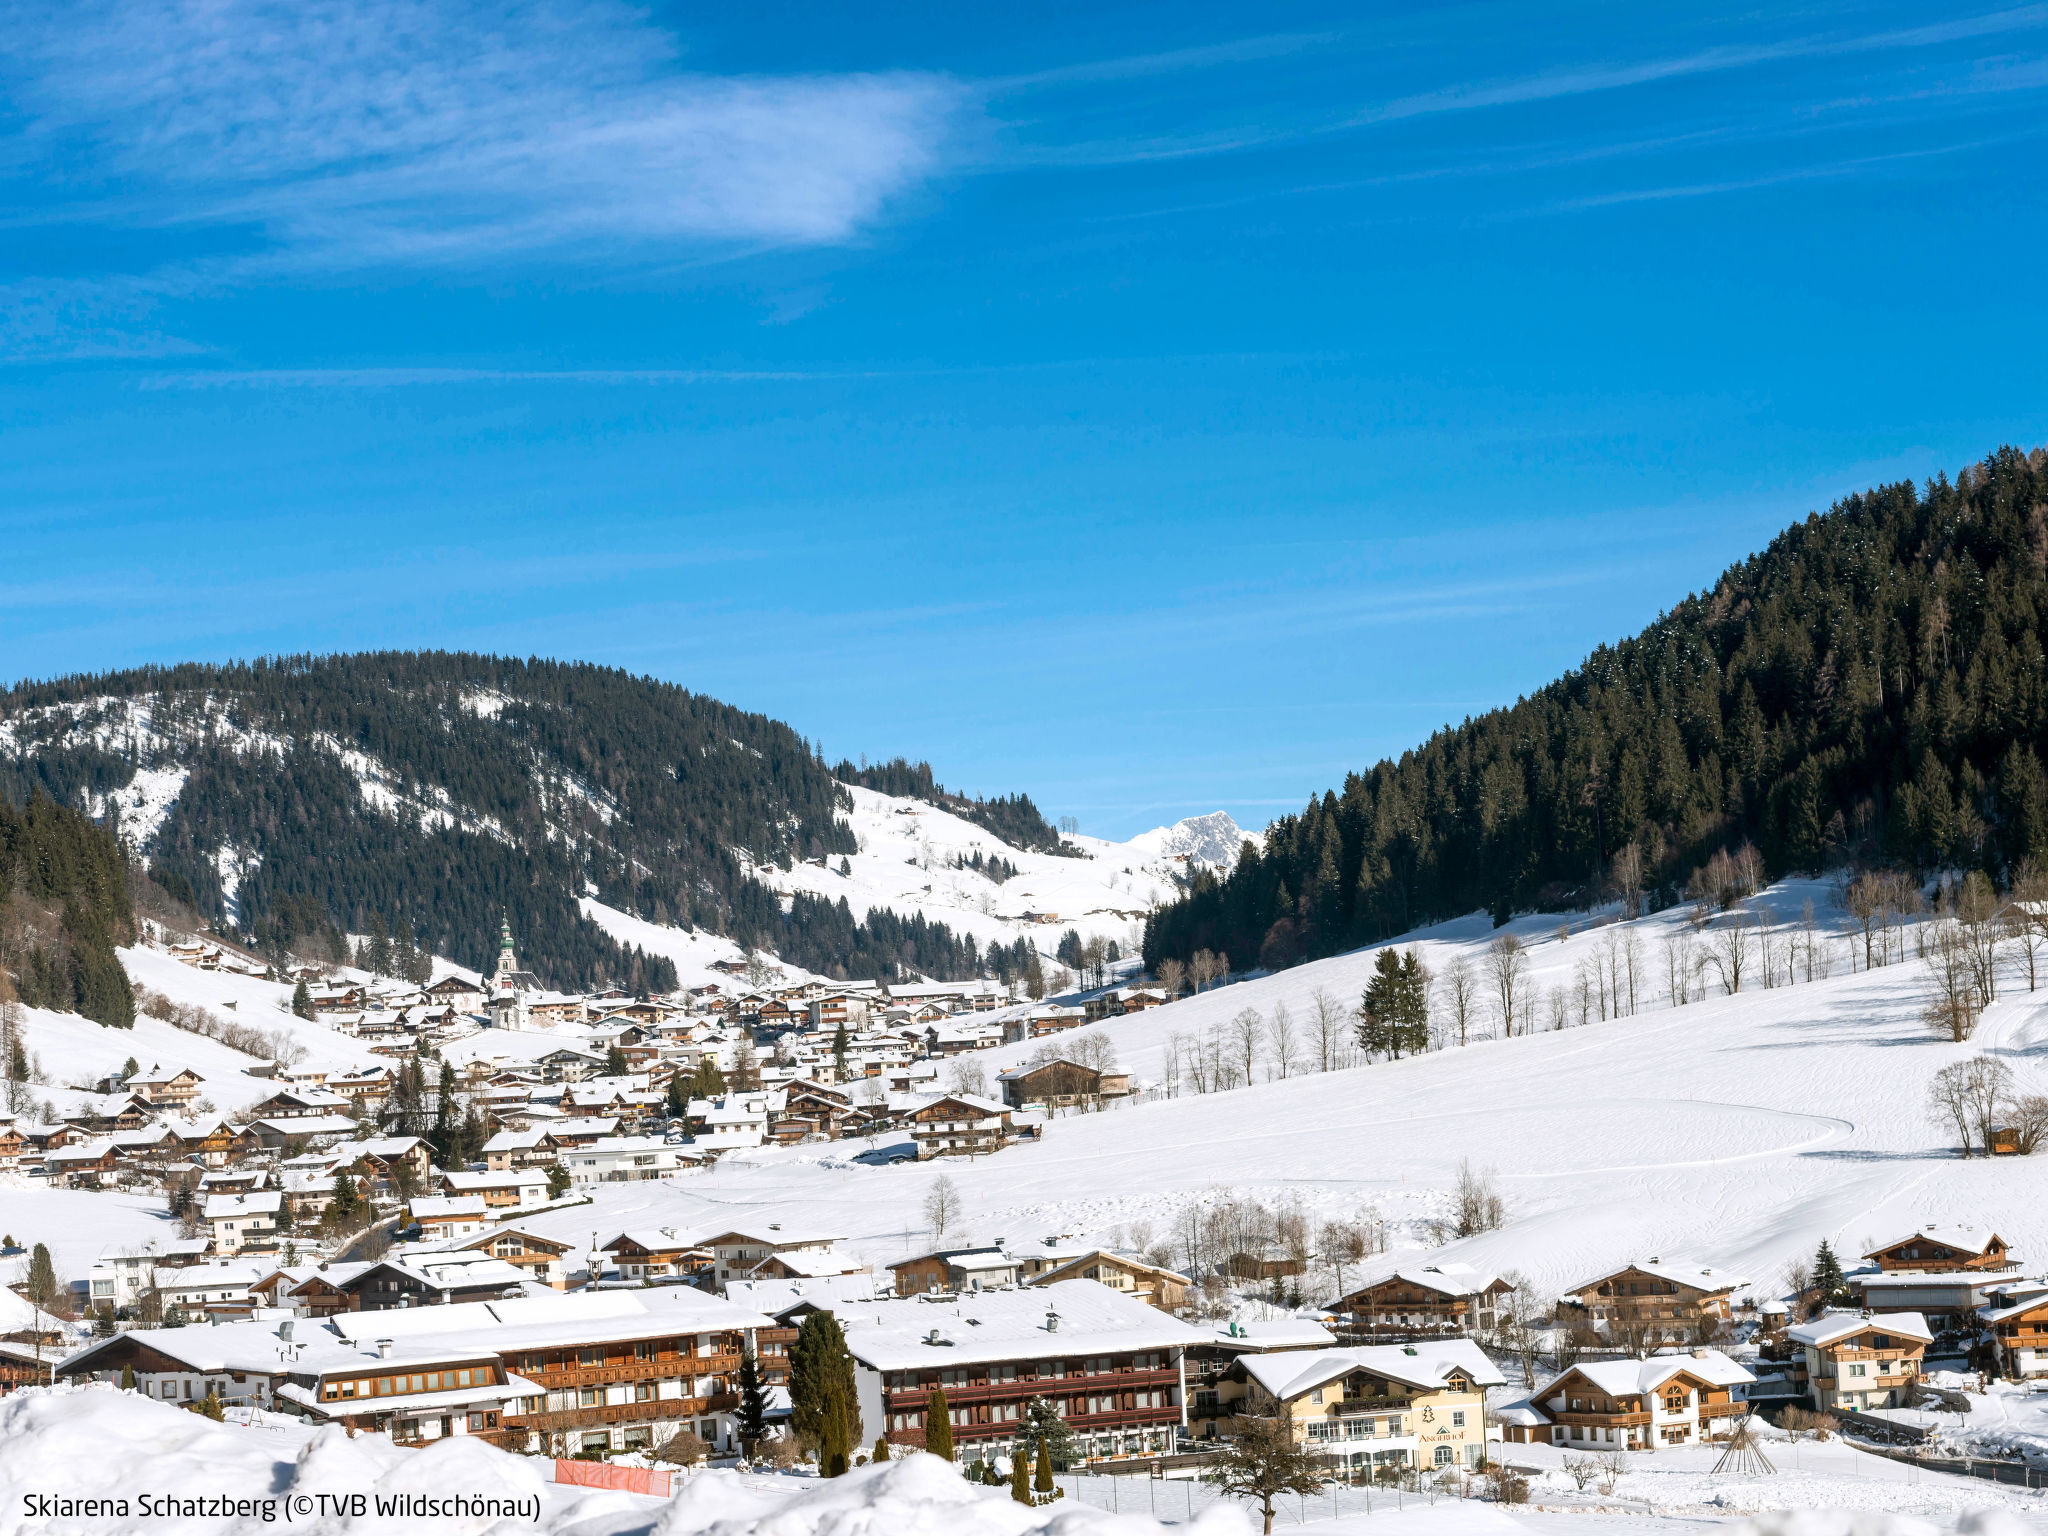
[923,1385,953,1461]
[789,1312,860,1475]
[1814,1239,1849,1305]
[736,1345,769,1451]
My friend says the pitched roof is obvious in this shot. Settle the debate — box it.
[1565,1258,1746,1296]
[1789,1311,1934,1347]
[1241,1339,1506,1400]
[1863,1225,2006,1260]
[1536,1349,1754,1401]
[837,1278,1203,1371]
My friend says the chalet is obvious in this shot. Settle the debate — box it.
[348,1136,434,1190]
[0,1121,23,1169]
[889,1245,1024,1295]
[557,1137,698,1185]
[1184,1318,1336,1439]
[428,1226,576,1289]
[1862,1225,2014,1273]
[1333,1264,1515,1336]
[424,975,487,1011]
[1850,1269,2023,1331]
[309,984,367,1014]
[125,1066,203,1108]
[1559,1259,1746,1343]
[44,1139,122,1189]
[1789,1311,1932,1412]
[1984,1289,2048,1378]
[995,1060,1133,1111]
[248,1086,353,1120]
[535,1048,606,1084]
[1239,1340,1504,1477]
[906,1093,1014,1160]
[440,1168,552,1210]
[679,1226,840,1288]
[338,1253,531,1311]
[483,1129,561,1171]
[330,1066,394,1105]
[1502,1350,1754,1451]
[601,1229,710,1285]
[152,1261,268,1319]
[849,1278,1202,1463]
[241,1115,359,1152]
[408,1195,491,1242]
[56,1314,526,1440]
[1027,1250,1190,1313]
[204,1192,283,1255]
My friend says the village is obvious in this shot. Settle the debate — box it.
[1,918,2047,1507]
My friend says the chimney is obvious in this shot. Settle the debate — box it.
[279,1321,294,1343]
[376,1339,394,1359]
[1046,1310,1060,1333]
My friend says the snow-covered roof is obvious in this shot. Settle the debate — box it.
[203,1192,283,1219]
[410,1196,487,1220]
[1863,1225,2007,1260]
[1242,1339,1506,1401]
[1539,1349,1754,1401]
[1789,1311,1934,1348]
[726,1273,894,1320]
[1200,1318,1336,1350]
[327,1286,773,1352]
[838,1278,1203,1372]
[1357,1262,1506,1299]
[1565,1258,1746,1296]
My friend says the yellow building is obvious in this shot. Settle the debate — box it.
[1239,1340,1504,1478]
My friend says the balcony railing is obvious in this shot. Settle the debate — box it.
[1551,1410,1651,1428]
[884,1369,1179,1410]
[1331,1396,1413,1415]
[525,1357,738,1388]
[1699,1400,1748,1418]
[506,1394,736,1432]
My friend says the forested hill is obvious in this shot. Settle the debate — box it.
[0,791,135,1027]
[1145,444,2048,974]
[0,654,1025,989]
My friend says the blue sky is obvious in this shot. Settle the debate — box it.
[4,1,2048,837]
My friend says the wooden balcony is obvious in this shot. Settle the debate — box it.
[506,1393,736,1432]
[883,1368,1179,1411]
[528,1357,737,1389]
[1551,1410,1651,1428]
[1332,1396,1413,1415]
[1700,1400,1748,1419]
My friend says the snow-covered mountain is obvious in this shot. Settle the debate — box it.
[0,656,1246,983]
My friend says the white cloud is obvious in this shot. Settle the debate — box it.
[6,0,964,267]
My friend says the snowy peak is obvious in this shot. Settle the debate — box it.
[1128,811,1246,872]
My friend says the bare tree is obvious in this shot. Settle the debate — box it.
[1317,1220,1368,1301]
[1156,957,1187,1001]
[1663,930,1698,1007]
[2008,1094,2048,1154]
[946,1058,990,1098]
[1921,919,1982,1041]
[1190,950,1221,993]
[1701,912,1753,995]
[1953,871,2003,1007]
[1266,1002,1297,1080]
[1230,1008,1265,1085]
[1611,842,1645,920]
[1840,871,1883,971]
[923,1175,962,1236]
[1443,960,1479,1047]
[1487,933,1529,1038]
[1307,987,1346,1071]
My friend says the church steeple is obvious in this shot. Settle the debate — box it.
[494,911,518,986]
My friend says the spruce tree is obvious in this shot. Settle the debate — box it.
[604,1044,629,1077]
[789,1312,860,1475]
[291,979,315,1021]
[1814,1239,1848,1305]
[196,1389,225,1421]
[923,1385,953,1460]
[737,1344,769,1449]
[24,1243,59,1316]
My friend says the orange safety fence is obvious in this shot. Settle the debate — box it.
[552,1459,674,1497]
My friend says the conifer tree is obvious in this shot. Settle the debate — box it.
[923,1385,953,1460]
[291,979,315,1020]
[196,1389,225,1421]
[736,1344,768,1450]
[1814,1239,1848,1305]
[120,1364,136,1390]
[789,1312,860,1475]
[872,1435,889,1462]
[1033,1436,1054,1494]
[1010,1450,1031,1504]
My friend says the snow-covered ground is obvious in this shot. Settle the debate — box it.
[0,1385,2042,1535]
[500,880,2048,1319]
[735,785,1239,963]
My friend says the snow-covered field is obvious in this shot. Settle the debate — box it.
[491,880,2048,1314]
[735,785,1238,962]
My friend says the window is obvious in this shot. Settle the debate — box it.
[1434,1447,1454,1467]
[579,1348,604,1367]
[1451,1411,1466,1428]
[1848,1364,1866,1378]
[1310,1389,1324,1405]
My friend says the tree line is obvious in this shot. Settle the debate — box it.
[1147,446,2048,971]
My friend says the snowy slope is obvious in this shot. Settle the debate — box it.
[507,880,2048,1317]
[738,786,1236,962]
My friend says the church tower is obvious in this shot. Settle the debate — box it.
[493,912,520,990]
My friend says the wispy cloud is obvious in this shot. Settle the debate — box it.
[135,366,891,390]
[5,0,966,269]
